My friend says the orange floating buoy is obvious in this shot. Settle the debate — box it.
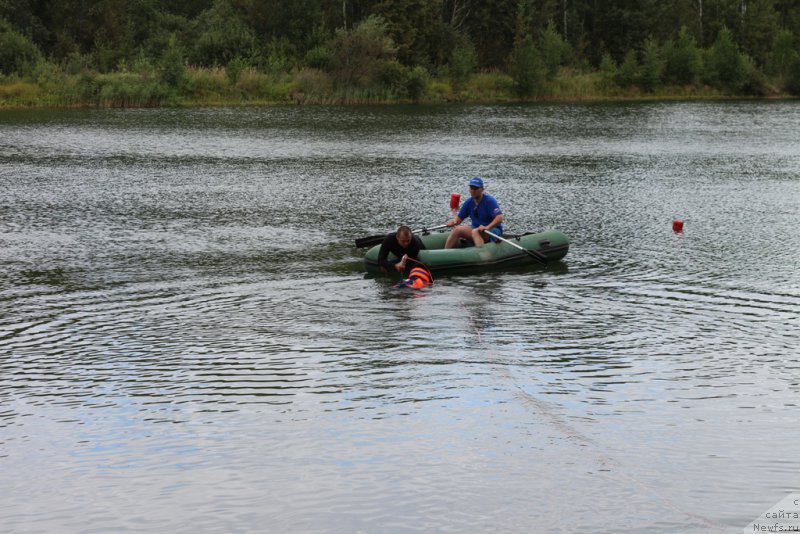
[673,219,684,232]
[393,265,434,290]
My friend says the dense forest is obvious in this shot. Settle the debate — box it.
[2,0,800,106]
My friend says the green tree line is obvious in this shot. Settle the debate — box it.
[2,0,800,106]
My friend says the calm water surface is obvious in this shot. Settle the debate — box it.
[1,102,799,533]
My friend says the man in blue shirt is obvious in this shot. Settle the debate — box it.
[444,176,504,249]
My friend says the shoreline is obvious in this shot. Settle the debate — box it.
[2,70,796,111]
[3,93,796,111]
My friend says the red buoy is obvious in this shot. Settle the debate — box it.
[450,192,461,210]
[673,219,684,232]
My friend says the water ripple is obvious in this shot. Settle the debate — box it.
[2,103,800,533]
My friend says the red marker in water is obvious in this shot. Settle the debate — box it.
[673,219,684,232]
[450,193,461,211]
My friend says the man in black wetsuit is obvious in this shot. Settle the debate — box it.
[377,225,425,275]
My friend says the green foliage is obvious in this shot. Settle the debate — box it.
[159,34,186,88]
[550,69,606,99]
[598,53,618,89]
[405,66,429,101]
[638,37,664,92]
[328,15,397,88]
[786,56,800,95]
[704,26,746,91]
[243,0,323,55]
[767,29,798,80]
[376,59,407,90]
[591,2,654,65]
[538,23,568,80]
[373,60,429,100]
[291,68,333,101]
[93,35,123,73]
[463,0,518,68]
[140,12,192,63]
[32,60,64,88]
[55,70,98,105]
[663,27,702,85]
[426,79,454,101]
[131,51,155,77]
[62,53,93,76]
[509,36,545,97]
[738,55,767,96]
[95,73,171,106]
[447,34,477,89]
[183,67,227,99]
[52,71,171,107]
[463,71,515,101]
[426,21,460,69]
[258,37,295,74]
[739,0,781,67]
[0,19,42,76]
[372,0,440,66]
[4,0,800,103]
[304,45,333,70]
[0,80,46,107]
[235,70,293,102]
[226,56,248,85]
[191,0,256,66]
[615,50,639,88]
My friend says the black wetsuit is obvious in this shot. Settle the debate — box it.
[377,233,425,274]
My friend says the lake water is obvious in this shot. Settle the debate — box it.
[1,102,799,533]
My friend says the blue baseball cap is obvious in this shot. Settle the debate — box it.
[468,176,485,188]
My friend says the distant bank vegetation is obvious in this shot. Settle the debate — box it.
[1,1,799,107]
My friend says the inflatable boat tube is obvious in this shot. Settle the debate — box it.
[364,229,569,273]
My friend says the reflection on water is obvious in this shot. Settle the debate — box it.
[1,102,799,533]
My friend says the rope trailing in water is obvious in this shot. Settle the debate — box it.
[462,302,726,533]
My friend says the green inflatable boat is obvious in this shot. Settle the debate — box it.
[364,229,569,273]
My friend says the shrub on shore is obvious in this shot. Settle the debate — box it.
[2,21,798,109]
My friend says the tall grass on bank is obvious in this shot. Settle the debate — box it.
[0,62,794,109]
[0,80,44,106]
[544,69,727,101]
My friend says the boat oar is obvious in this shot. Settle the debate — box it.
[354,224,448,248]
[485,231,548,265]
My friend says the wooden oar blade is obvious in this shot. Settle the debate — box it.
[490,232,548,265]
[524,248,548,265]
[355,224,447,248]
[354,234,386,248]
